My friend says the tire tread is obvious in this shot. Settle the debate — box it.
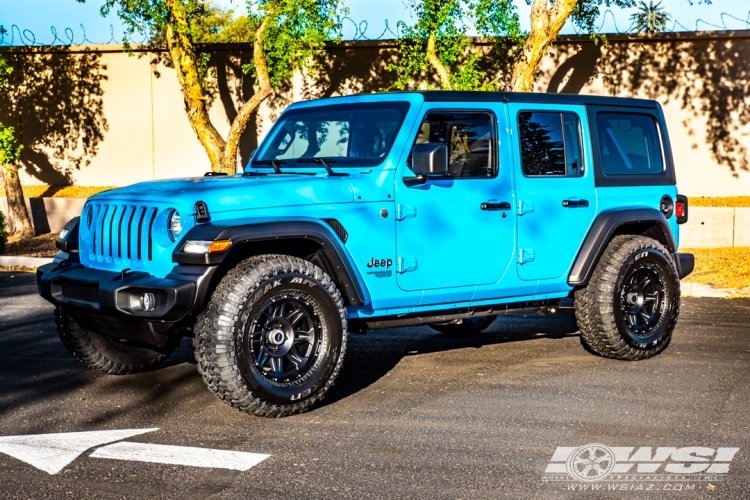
[194,254,348,417]
[574,235,680,361]
[55,308,173,375]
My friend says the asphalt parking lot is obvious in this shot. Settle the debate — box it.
[1,270,749,499]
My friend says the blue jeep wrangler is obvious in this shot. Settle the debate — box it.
[38,91,694,417]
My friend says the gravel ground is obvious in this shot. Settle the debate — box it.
[2,233,58,258]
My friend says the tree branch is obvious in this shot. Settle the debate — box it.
[510,0,578,92]
[426,31,453,90]
[164,0,226,172]
[0,162,34,238]
[221,15,274,173]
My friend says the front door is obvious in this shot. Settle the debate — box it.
[508,104,596,281]
[394,105,515,295]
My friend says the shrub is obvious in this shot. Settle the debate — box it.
[0,209,7,253]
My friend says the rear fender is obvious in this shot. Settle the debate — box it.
[568,208,676,286]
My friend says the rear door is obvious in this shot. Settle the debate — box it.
[508,104,596,281]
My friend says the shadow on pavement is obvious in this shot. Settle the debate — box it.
[323,311,581,408]
[0,271,580,428]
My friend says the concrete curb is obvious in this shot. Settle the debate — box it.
[681,281,750,299]
[0,256,54,268]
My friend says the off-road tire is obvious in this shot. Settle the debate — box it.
[429,315,497,335]
[55,308,176,375]
[574,235,680,361]
[193,254,274,384]
[194,255,347,418]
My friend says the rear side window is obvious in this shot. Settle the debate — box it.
[413,111,496,178]
[518,112,583,176]
[595,113,663,175]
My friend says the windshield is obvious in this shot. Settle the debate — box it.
[253,101,410,168]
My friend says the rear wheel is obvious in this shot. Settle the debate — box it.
[55,308,176,375]
[429,315,496,335]
[195,255,347,417]
[574,235,680,360]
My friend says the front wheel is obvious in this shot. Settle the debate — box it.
[574,235,680,360]
[194,255,347,417]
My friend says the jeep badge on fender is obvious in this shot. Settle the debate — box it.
[367,258,393,268]
[37,91,693,418]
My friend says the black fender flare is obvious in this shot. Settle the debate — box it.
[173,219,370,307]
[568,208,676,286]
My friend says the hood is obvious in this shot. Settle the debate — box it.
[89,173,356,214]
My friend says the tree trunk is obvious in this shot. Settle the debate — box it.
[221,16,274,173]
[510,0,579,92]
[1,162,34,239]
[164,0,227,172]
[426,31,453,90]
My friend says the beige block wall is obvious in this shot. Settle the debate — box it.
[2,34,750,198]
[679,207,736,248]
[733,208,750,247]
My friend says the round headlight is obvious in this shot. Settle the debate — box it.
[168,210,182,241]
[86,206,93,229]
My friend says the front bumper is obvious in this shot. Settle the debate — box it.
[37,260,216,345]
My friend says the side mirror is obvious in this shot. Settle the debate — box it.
[411,143,448,177]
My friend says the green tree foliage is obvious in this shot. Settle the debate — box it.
[0,124,22,166]
[0,58,14,249]
[388,0,522,91]
[631,1,670,33]
[95,0,255,82]
[0,56,20,166]
[0,208,7,252]
[86,0,344,173]
[95,0,260,44]
[241,0,344,89]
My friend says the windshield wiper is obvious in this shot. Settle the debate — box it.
[297,158,349,177]
[251,159,286,174]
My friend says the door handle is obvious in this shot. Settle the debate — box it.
[480,201,512,211]
[562,199,589,208]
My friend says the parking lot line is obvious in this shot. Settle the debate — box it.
[0,428,158,474]
[90,442,270,471]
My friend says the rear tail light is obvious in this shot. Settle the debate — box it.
[675,194,688,224]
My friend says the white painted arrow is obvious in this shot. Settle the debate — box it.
[91,442,270,471]
[0,428,158,474]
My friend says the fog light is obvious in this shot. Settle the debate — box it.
[140,292,156,312]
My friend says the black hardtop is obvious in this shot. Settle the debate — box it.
[406,91,659,109]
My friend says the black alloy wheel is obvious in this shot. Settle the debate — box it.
[617,266,666,344]
[248,295,322,383]
[194,254,347,417]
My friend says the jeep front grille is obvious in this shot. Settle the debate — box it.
[88,203,159,262]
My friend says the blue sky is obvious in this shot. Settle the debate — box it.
[0,0,747,46]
